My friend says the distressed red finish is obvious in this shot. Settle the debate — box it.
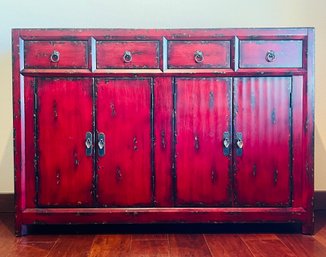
[24,77,36,208]
[233,77,291,206]
[239,40,303,68]
[96,78,152,206]
[96,41,159,69]
[24,40,89,69]
[37,78,93,207]
[168,41,230,69]
[175,78,232,206]
[154,77,173,206]
[12,28,315,236]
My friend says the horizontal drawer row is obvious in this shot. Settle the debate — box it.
[23,39,303,70]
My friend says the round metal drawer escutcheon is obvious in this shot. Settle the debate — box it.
[50,50,60,63]
[265,50,276,62]
[123,51,132,63]
[194,50,204,63]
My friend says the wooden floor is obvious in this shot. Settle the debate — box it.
[1,211,326,257]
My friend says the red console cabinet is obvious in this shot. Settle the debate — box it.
[12,28,315,235]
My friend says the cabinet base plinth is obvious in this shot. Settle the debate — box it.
[16,207,314,235]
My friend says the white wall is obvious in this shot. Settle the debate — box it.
[1,0,325,192]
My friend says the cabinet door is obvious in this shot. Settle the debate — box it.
[175,78,232,206]
[234,77,291,206]
[96,78,152,207]
[37,78,93,207]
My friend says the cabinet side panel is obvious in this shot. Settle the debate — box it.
[301,29,315,234]
[154,77,173,206]
[37,78,94,207]
[96,78,152,207]
[12,30,23,235]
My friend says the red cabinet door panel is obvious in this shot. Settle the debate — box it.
[96,78,152,207]
[234,77,291,206]
[175,78,232,206]
[37,78,93,206]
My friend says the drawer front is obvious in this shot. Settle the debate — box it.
[24,41,88,69]
[239,40,303,68]
[96,41,159,69]
[167,41,230,69]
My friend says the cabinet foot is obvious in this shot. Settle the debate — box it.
[302,222,314,235]
[15,224,28,237]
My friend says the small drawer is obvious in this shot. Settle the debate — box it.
[24,41,88,69]
[239,40,303,68]
[96,41,159,69]
[167,41,230,69]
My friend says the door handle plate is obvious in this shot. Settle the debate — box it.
[85,132,93,156]
[236,132,243,156]
[223,131,230,156]
[98,132,105,157]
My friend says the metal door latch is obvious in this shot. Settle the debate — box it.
[98,132,105,157]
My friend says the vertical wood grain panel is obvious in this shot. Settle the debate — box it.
[234,77,291,206]
[154,77,173,206]
[37,78,93,207]
[292,76,304,208]
[96,78,152,207]
[175,78,231,206]
[24,77,36,208]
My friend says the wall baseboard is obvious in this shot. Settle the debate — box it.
[0,194,14,213]
[1,192,326,213]
[315,191,326,211]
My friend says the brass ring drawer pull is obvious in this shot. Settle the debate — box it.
[194,50,204,63]
[123,51,132,63]
[50,50,60,63]
[265,50,276,62]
